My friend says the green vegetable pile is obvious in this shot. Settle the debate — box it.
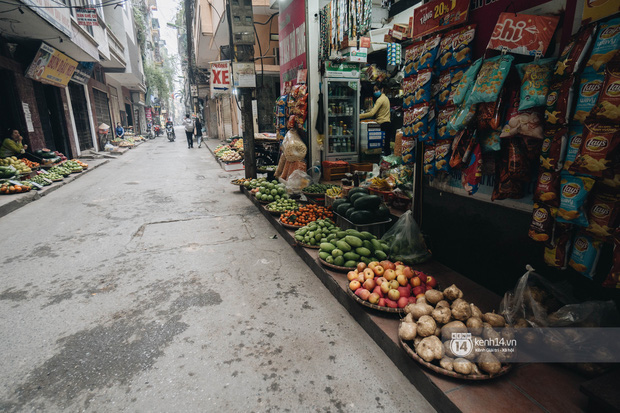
[302,183,338,194]
[255,180,288,202]
[243,177,267,189]
[266,198,298,212]
[318,229,390,268]
[294,219,339,246]
[62,160,83,173]
[48,165,72,177]
[27,175,51,186]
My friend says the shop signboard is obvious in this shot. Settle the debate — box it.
[71,61,94,85]
[232,62,256,88]
[487,12,560,55]
[145,107,152,123]
[582,0,620,24]
[412,0,470,39]
[324,62,360,78]
[210,61,231,97]
[76,8,98,26]
[25,43,78,88]
[21,0,72,37]
[279,0,307,91]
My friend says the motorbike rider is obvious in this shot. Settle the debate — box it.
[165,118,175,140]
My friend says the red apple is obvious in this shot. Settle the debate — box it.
[397,297,409,308]
[425,284,433,291]
[387,288,400,301]
[356,262,367,272]
[347,271,358,281]
[372,285,384,298]
[415,293,426,300]
[389,280,400,290]
[395,269,405,278]
[397,274,408,286]
[384,269,396,281]
[416,271,428,283]
[359,289,371,301]
[349,280,361,291]
[380,282,391,295]
[368,261,379,270]
[354,288,364,297]
[403,267,414,278]
[375,277,387,286]
[357,272,365,283]
[397,286,411,298]
[372,265,385,276]
[395,264,405,272]
[380,260,395,270]
[363,268,375,280]
[407,296,417,304]
[410,276,421,287]
[412,286,425,296]
[385,298,398,308]
[378,298,386,307]
[368,292,380,304]
[394,261,404,266]
[363,279,376,291]
[425,275,437,288]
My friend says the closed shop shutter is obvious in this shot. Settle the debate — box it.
[68,83,93,150]
[93,89,112,132]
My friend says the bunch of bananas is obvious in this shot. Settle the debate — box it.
[370,177,391,191]
[325,186,342,198]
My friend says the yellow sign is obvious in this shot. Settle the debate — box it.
[25,43,78,88]
[582,0,620,24]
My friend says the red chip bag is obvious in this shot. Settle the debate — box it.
[554,25,596,77]
[462,141,482,195]
[585,185,620,239]
[544,222,573,270]
[507,137,530,181]
[589,61,620,123]
[477,86,507,131]
[534,169,560,206]
[540,126,568,171]
[450,129,476,169]
[544,78,574,126]
[569,122,620,178]
[529,203,557,243]
[492,178,524,201]
[602,235,620,288]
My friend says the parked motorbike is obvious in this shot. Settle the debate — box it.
[166,125,175,142]
[154,125,161,137]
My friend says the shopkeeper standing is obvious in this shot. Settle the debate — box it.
[0,129,27,158]
[359,83,392,155]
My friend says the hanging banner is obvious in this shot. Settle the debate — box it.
[210,61,231,97]
[279,0,307,91]
[25,43,78,88]
[76,8,98,26]
[412,0,470,39]
[145,107,152,122]
[582,0,620,25]
[487,13,560,56]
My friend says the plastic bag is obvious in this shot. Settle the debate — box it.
[381,210,431,265]
[104,142,115,152]
[282,129,307,161]
[284,169,311,195]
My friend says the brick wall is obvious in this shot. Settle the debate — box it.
[59,87,79,157]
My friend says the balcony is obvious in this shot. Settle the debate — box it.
[102,28,127,70]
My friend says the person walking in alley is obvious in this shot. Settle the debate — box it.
[0,129,27,158]
[195,117,203,148]
[183,114,194,148]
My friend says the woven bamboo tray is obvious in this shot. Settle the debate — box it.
[346,287,406,314]
[318,257,356,273]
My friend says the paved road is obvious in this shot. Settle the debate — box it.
[0,127,435,412]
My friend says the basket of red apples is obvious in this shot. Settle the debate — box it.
[346,260,438,314]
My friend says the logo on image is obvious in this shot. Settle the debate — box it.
[450,332,473,357]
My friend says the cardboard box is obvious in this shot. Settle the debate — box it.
[341,36,370,49]
[342,47,368,58]
[391,30,405,41]
[384,34,394,43]
[393,23,409,34]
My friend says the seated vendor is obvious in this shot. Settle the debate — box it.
[0,129,27,158]
[360,83,392,155]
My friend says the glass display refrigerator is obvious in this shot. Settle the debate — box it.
[323,77,360,162]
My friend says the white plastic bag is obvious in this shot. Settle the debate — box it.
[284,169,311,195]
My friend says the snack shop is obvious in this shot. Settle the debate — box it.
[228,0,620,410]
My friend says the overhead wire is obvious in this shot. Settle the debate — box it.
[0,0,127,9]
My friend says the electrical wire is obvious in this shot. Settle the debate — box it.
[206,0,221,20]
[0,0,127,9]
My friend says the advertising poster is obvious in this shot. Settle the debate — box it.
[210,61,231,97]
[487,13,560,55]
[279,0,307,91]
[582,0,620,24]
[412,0,469,39]
[25,43,78,88]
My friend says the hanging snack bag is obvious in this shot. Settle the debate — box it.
[411,103,430,136]
[500,89,545,139]
[414,70,433,105]
[589,63,620,123]
[545,77,575,125]
[434,139,452,172]
[569,122,620,178]
[403,76,416,98]
[529,202,557,243]
[544,222,573,270]
[436,105,458,140]
[534,169,561,206]
[506,137,530,182]
[448,103,477,132]
[602,236,620,288]
[448,25,476,68]
[450,129,476,169]
[405,41,424,77]
[451,58,482,105]
[478,86,507,130]
[492,178,525,201]
[569,233,602,279]
[516,58,555,111]
[417,35,441,72]
[436,31,456,72]
[479,129,501,153]
[402,138,416,164]
[462,142,483,195]
[437,71,452,106]
[426,107,437,143]
[584,17,620,74]
[573,73,604,123]
[540,126,568,171]
[423,145,436,176]
[585,186,620,239]
[467,55,514,105]
[554,25,596,77]
[557,173,596,227]
[563,124,585,171]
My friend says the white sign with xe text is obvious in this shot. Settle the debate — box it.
[210,60,231,97]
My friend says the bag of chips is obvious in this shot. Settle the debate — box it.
[529,203,557,243]
[563,124,584,171]
[436,30,457,72]
[436,71,452,107]
[569,122,620,178]
[417,35,441,72]
[448,103,477,132]
[467,55,514,105]
[584,17,620,74]
[404,41,424,77]
[410,103,430,136]
[516,58,555,111]
[602,236,620,288]
[462,141,483,195]
[403,76,416,98]
[477,86,507,130]
[572,72,604,123]
[402,138,416,164]
[425,108,437,143]
[434,139,452,173]
[414,70,433,105]
[451,58,482,105]
[436,106,458,140]
[554,25,596,77]
[423,145,436,176]
[589,62,620,123]
[544,77,575,125]
[523,137,544,166]
[450,129,476,170]
[492,178,525,201]
[544,222,573,269]
[569,232,603,279]
[448,25,476,68]
[506,137,530,182]
[479,129,501,153]
[534,169,560,206]
[540,126,568,171]
[557,173,596,227]
[500,90,545,139]
[585,186,620,239]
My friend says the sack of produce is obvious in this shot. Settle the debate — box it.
[282,129,307,162]
[381,210,431,265]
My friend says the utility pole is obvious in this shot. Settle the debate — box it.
[226,1,256,179]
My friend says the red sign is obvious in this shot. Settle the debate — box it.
[210,61,231,97]
[412,0,469,39]
[145,107,152,122]
[76,8,98,26]
[279,0,307,93]
[487,13,559,56]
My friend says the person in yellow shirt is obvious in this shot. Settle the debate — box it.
[0,129,27,158]
[360,83,392,155]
